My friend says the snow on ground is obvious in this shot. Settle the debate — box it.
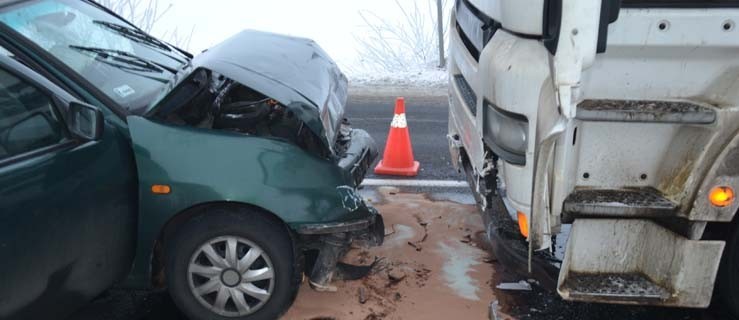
[143,0,451,87]
[349,67,448,88]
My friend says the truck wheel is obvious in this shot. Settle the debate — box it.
[719,224,739,319]
[166,208,298,320]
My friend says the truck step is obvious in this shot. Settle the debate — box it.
[561,272,670,302]
[558,219,725,307]
[576,99,716,124]
[563,188,677,218]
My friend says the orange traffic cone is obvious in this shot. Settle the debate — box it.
[374,97,420,176]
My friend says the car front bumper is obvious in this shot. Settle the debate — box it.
[296,207,384,291]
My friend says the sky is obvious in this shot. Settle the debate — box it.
[148,0,450,74]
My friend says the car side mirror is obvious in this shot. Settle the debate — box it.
[68,101,104,141]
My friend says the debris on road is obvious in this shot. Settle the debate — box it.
[496,281,533,291]
[489,300,501,320]
[461,234,472,243]
[407,241,423,251]
[407,214,430,251]
[483,256,497,264]
[358,287,368,304]
[388,269,407,283]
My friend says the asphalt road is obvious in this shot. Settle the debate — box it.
[67,92,730,320]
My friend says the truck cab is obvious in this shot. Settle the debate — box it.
[447,0,739,313]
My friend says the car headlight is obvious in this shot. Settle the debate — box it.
[483,100,528,165]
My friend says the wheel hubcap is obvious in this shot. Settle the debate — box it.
[221,269,241,287]
[187,236,275,317]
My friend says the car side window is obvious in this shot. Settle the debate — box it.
[0,68,64,161]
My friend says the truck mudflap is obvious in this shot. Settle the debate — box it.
[557,219,725,308]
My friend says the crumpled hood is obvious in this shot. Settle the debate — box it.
[189,29,348,148]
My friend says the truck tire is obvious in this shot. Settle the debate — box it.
[165,207,298,320]
[719,223,739,319]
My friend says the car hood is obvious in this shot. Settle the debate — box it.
[163,30,348,148]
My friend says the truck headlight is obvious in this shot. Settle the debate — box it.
[483,100,528,165]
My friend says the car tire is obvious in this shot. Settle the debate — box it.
[166,207,299,320]
[719,223,739,319]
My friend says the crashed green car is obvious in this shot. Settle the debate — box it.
[0,1,382,319]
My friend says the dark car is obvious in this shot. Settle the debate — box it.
[0,1,383,319]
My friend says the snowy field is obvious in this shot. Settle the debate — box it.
[111,0,452,87]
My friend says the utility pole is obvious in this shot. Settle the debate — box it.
[436,0,445,68]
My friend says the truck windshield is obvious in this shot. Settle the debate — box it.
[0,0,190,113]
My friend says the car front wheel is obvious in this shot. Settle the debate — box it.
[166,207,298,320]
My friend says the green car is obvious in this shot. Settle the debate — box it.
[0,1,383,319]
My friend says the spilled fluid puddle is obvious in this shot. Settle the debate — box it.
[437,241,484,301]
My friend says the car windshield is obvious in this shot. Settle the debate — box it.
[0,0,190,113]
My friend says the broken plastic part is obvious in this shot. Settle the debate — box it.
[309,233,348,291]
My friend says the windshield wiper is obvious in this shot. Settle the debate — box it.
[92,20,190,65]
[69,45,179,74]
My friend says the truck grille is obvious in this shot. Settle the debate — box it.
[454,0,498,61]
[454,74,477,116]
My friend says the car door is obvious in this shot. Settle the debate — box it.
[0,54,138,320]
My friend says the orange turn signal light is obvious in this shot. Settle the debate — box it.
[709,186,734,207]
[517,211,529,238]
[151,184,171,195]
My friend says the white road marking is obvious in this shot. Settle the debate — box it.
[362,179,468,188]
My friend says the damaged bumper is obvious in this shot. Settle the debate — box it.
[298,208,384,291]
[295,208,384,240]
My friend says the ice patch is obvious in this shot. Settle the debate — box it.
[437,241,482,301]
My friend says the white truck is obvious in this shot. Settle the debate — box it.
[447,0,739,314]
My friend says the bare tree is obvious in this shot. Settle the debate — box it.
[96,0,170,32]
[96,0,193,49]
[354,0,450,74]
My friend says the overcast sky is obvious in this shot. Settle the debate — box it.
[150,0,449,70]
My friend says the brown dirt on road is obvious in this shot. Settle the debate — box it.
[283,187,512,320]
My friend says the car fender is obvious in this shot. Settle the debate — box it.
[124,115,369,286]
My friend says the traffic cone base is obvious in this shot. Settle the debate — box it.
[374,160,420,177]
